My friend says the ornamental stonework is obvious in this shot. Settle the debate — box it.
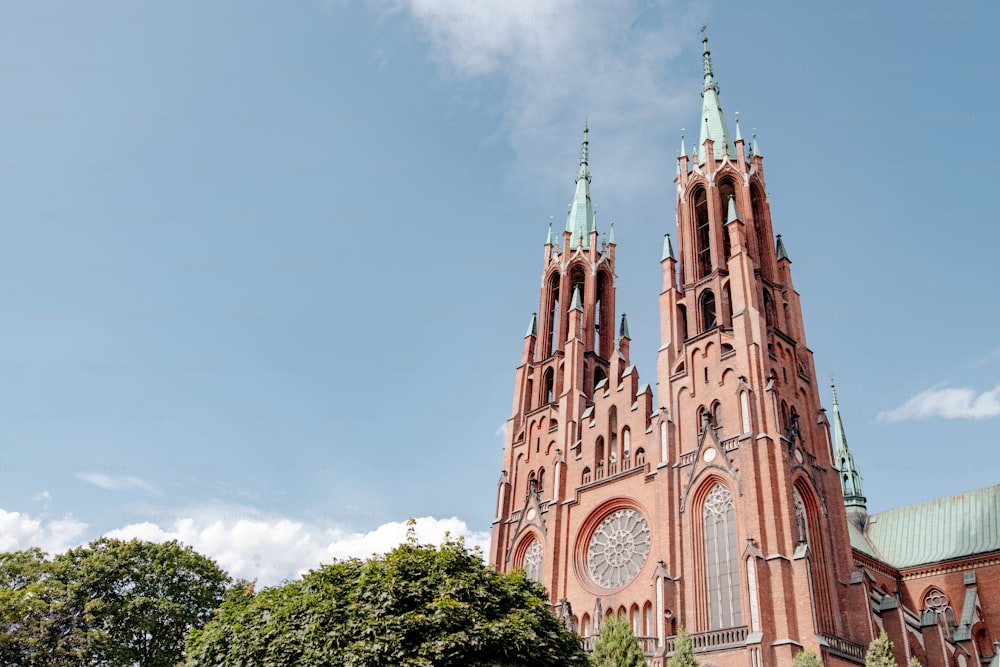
[586,508,651,588]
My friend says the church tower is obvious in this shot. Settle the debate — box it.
[491,36,873,666]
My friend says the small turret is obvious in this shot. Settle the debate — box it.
[832,382,868,530]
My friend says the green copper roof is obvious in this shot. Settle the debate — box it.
[608,221,615,245]
[662,233,676,261]
[618,313,630,340]
[832,383,866,508]
[570,285,583,312]
[697,35,735,164]
[726,194,740,223]
[564,123,596,248]
[775,234,790,261]
[545,223,554,245]
[861,484,1000,569]
[525,313,537,337]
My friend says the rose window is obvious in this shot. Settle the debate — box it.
[586,508,651,588]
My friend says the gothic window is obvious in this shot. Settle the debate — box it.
[582,466,592,484]
[678,304,689,341]
[924,588,950,616]
[698,406,710,433]
[712,401,723,430]
[609,406,618,463]
[701,289,717,331]
[622,427,631,460]
[719,180,736,261]
[635,448,645,465]
[586,508,651,589]
[595,436,605,469]
[544,368,554,404]
[546,273,560,356]
[704,484,742,629]
[643,601,653,636]
[751,185,769,278]
[694,187,712,279]
[792,487,807,544]
[722,283,733,327]
[522,538,543,583]
[763,289,775,329]
[596,271,610,357]
[537,468,545,493]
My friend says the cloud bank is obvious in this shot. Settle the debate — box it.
[878,384,1000,422]
[1,504,489,586]
[385,0,703,202]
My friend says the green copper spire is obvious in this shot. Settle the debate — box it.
[698,34,735,164]
[608,221,616,245]
[564,121,596,249]
[832,382,868,527]
[618,313,630,340]
[752,130,761,156]
[680,129,686,157]
[662,232,676,261]
[775,234,789,261]
[570,285,583,312]
[726,194,740,223]
[545,222,554,245]
[734,112,742,142]
[525,313,538,337]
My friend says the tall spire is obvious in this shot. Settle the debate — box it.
[698,33,735,164]
[565,120,596,248]
[831,381,868,528]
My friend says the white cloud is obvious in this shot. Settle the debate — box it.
[878,384,1000,422]
[0,508,88,553]
[495,422,506,437]
[383,0,703,202]
[105,510,490,585]
[76,472,159,495]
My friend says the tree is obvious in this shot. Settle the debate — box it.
[0,539,232,667]
[184,539,589,667]
[0,548,88,666]
[589,613,646,667]
[865,630,898,667]
[792,647,823,667]
[907,656,922,667]
[668,626,699,667]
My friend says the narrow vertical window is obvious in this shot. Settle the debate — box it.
[694,188,712,279]
[739,390,751,434]
[751,186,769,279]
[678,304,688,341]
[700,289,717,331]
[660,422,668,462]
[719,181,735,261]
[704,484,741,629]
[544,368,554,404]
[609,406,618,464]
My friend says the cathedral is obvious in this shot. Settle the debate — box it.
[488,36,1000,667]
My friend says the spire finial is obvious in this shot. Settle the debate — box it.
[752,129,761,156]
[608,221,615,245]
[700,26,714,90]
[830,376,839,405]
[734,112,742,142]
[680,129,686,158]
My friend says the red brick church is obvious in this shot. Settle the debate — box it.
[489,35,1000,667]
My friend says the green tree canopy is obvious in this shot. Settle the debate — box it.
[668,626,699,667]
[865,630,898,667]
[184,539,588,667]
[0,538,232,667]
[792,647,823,667]
[589,613,646,667]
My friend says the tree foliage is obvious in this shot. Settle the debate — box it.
[589,614,646,667]
[907,656,922,667]
[184,539,589,667]
[792,647,823,667]
[0,538,232,667]
[668,626,699,667]
[865,630,898,667]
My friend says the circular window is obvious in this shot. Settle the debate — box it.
[586,508,651,588]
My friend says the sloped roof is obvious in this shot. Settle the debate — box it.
[863,485,1000,569]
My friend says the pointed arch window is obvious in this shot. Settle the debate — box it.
[522,538,543,583]
[694,187,712,279]
[546,273,560,356]
[704,484,741,629]
[700,289,717,331]
[751,185,769,279]
[609,406,619,464]
[763,289,775,329]
[719,180,736,261]
[543,368,555,404]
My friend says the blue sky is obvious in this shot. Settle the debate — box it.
[0,0,997,583]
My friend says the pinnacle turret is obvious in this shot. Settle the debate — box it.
[662,233,676,261]
[775,234,789,261]
[832,382,868,529]
[618,313,630,340]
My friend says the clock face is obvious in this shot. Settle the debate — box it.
[586,508,651,589]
